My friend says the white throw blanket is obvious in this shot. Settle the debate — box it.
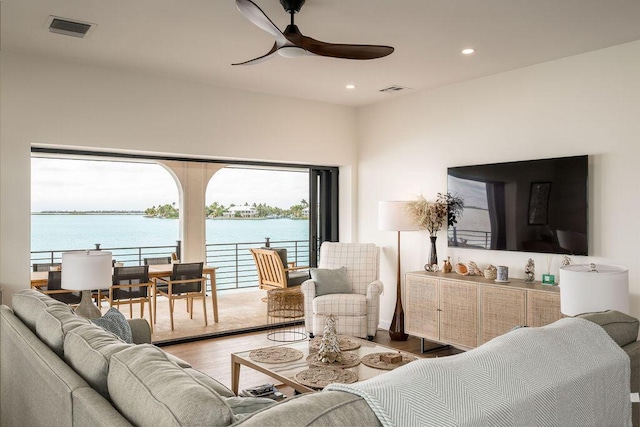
[326,318,631,427]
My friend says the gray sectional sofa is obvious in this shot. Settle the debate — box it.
[1,289,638,427]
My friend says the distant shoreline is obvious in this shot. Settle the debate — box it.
[31,212,309,220]
[32,211,144,215]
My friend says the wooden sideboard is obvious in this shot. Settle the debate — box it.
[405,271,562,350]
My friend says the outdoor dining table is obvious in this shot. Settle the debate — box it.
[30,263,219,323]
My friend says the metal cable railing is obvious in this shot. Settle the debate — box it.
[31,238,311,292]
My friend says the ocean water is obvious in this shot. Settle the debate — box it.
[31,215,310,289]
[31,214,309,251]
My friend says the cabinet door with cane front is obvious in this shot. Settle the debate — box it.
[439,279,478,349]
[480,285,526,345]
[404,274,439,341]
[527,290,563,327]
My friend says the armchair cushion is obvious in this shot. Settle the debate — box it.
[311,267,351,296]
[313,294,367,316]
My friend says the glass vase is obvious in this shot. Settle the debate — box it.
[424,235,438,271]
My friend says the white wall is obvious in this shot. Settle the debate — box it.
[357,40,640,328]
[0,52,357,303]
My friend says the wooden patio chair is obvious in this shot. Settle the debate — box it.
[250,248,309,290]
[110,265,154,332]
[153,262,207,331]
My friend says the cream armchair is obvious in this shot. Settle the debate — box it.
[301,242,383,340]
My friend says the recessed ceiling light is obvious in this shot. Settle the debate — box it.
[461,48,475,55]
[345,84,356,90]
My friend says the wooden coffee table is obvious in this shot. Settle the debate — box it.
[231,337,418,394]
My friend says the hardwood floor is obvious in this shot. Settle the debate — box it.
[162,328,462,396]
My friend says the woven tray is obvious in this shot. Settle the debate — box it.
[306,351,360,369]
[360,352,418,370]
[309,335,361,352]
[294,367,358,389]
[248,346,304,364]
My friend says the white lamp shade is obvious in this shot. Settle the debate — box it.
[559,264,629,316]
[378,201,420,232]
[62,251,112,291]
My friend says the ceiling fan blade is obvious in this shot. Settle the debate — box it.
[302,37,394,60]
[232,42,279,65]
[236,0,288,47]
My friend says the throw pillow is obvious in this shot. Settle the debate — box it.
[311,266,351,296]
[92,307,133,344]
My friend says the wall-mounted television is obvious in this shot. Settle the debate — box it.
[447,155,588,255]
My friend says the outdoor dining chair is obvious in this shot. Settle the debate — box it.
[34,270,82,305]
[32,262,61,272]
[143,256,172,265]
[153,262,207,331]
[111,265,154,332]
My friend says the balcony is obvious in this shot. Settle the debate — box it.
[31,239,310,343]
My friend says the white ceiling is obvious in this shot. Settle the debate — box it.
[3,0,640,107]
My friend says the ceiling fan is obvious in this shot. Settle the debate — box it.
[233,0,394,65]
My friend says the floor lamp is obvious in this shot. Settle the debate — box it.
[379,201,420,341]
[62,250,112,319]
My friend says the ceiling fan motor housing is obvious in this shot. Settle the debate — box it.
[280,0,305,13]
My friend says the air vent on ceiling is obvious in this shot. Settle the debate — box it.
[46,16,96,38]
[379,85,411,93]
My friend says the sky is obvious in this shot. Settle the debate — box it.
[31,157,308,212]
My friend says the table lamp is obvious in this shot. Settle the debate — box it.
[559,263,629,316]
[379,201,420,341]
[62,250,112,319]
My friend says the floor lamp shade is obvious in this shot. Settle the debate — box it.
[559,264,629,316]
[378,201,420,232]
[62,250,112,319]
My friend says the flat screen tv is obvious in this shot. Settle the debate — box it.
[447,155,588,255]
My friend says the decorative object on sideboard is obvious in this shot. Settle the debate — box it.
[495,265,509,283]
[542,255,556,285]
[561,255,573,266]
[455,262,469,275]
[465,261,483,276]
[427,236,438,269]
[406,193,464,271]
[429,263,440,272]
[524,258,535,283]
[443,256,453,273]
[62,250,112,319]
[559,263,629,316]
[378,201,420,341]
[483,265,497,280]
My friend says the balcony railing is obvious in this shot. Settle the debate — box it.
[30,238,310,291]
[448,227,492,249]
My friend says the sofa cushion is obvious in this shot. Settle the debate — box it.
[182,368,275,418]
[64,324,132,399]
[311,267,351,296]
[578,310,639,347]
[35,304,92,357]
[232,390,381,426]
[183,368,235,398]
[11,289,66,331]
[108,345,234,427]
[91,308,133,344]
[225,397,275,420]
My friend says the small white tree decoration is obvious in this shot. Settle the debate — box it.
[318,315,342,363]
